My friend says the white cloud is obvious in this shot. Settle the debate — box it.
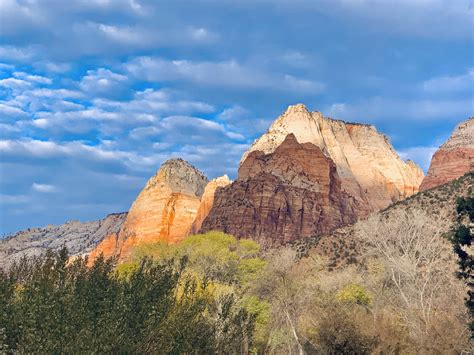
[282,0,473,39]
[0,63,14,71]
[34,61,72,73]
[125,56,325,93]
[69,20,218,56]
[93,88,215,116]
[158,115,245,142]
[0,122,20,134]
[13,71,52,85]
[422,68,474,93]
[284,74,325,93]
[217,105,272,135]
[218,105,251,121]
[79,68,128,98]
[28,88,83,99]
[32,183,57,193]
[95,23,144,44]
[326,97,474,122]
[189,27,218,42]
[0,103,28,118]
[0,138,162,171]
[0,77,32,90]
[0,45,35,62]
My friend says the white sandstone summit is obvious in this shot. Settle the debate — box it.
[242,103,424,212]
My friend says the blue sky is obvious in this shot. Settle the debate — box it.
[0,0,473,235]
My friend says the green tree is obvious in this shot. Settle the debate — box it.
[450,197,474,336]
[0,247,256,353]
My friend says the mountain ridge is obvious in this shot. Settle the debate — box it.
[242,103,424,212]
[2,104,472,268]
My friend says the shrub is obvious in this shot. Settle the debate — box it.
[337,283,372,306]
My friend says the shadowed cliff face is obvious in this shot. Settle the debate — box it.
[188,175,231,235]
[200,134,362,245]
[241,104,424,212]
[90,159,208,261]
[421,117,474,191]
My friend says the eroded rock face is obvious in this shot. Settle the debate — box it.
[0,212,127,270]
[188,175,231,235]
[200,134,361,245]
[420,117,474,190]
[91,159,208,261]
[241,104,424,212]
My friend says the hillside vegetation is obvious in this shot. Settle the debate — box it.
[1,174,473,354]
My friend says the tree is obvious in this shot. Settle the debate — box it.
[356,208,467,349]
[314,302,378,355]
[252,248,308,354]
[450,197,474,337]
[132,231,265,286]
[0,247,256,353]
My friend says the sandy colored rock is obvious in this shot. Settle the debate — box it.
[241,104,424,212]
[87,232,121,263]
[90,159,208,261]
[188,175,231,235]
[421,117,474,190]
[200,134,361,245]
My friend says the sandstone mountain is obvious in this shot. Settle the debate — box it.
[91,158,208,261]
[0,212,126,270]
[2,104,438,263]
[200,134,361,245]
[242,104,424,212]
[188,175,231,235]
[420,117,474,191]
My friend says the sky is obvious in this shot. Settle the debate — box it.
[0,0,473,235]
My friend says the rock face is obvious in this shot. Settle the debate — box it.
[188,175,231,235]
[0,212,127,270]
[200,134,361,245]
[91,159,208,261]
[420,117,474,190]
[241,104,424,212]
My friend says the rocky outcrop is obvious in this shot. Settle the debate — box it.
[200,134,361,245]
[0,212,127,270]
[91,159,208,261]
[420,117,474,190]
[241,104,424,212]
[188,175,231,235]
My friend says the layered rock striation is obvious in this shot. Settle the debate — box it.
[241,104,424,212]
[200,134,361,245]
[91,159,208,261]
[420,117,474,190]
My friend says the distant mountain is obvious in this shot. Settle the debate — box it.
[6,104,472,264]
[0,212,127,269]
[90,158,209,261]
[241,104,424,212]
[421,117,474,191]
[201,104,424,243]
[200,133,361,245]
